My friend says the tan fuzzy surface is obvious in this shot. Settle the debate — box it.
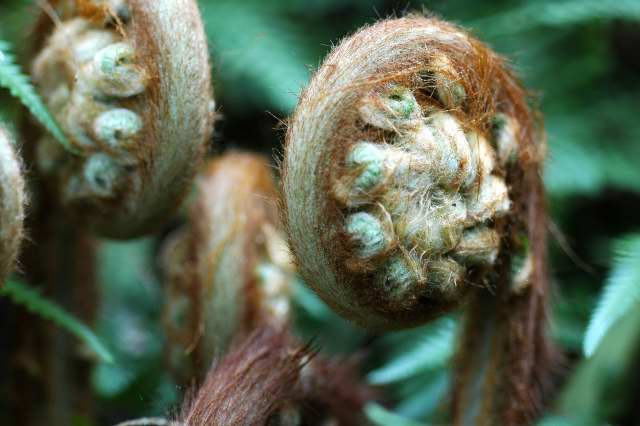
[283,15,542,329]
[163,153,296,380]
[0,126,26,285]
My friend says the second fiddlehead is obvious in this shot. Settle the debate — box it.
[163,152,296,377]
[30,0,214,238]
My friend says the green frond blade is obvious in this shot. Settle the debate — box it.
[201,1,312,112]
[0,40,76,153]
[475,0,640,36]
[367,318,457,385]
[92,362,136,397]
[537,416,582,426]
[556,306,640,422]
[1,280,114,363]
[394,371,450,419]
[365,403,429,426]
[545,95,640,196]
[583,234,640,357]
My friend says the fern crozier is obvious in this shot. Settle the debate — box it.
[283,16,538,329]
[31,0,214,238]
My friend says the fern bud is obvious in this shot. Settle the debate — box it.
[163,153,296,377]
[282,16,541,329]
[31,0,214,238]
[0,126,26,285]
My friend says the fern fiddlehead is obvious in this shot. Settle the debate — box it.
[163,152,296,378]
[282,16,555,424]
[31,0,214,238]
[283,15,536,328]
[160,153,373,425]
[8,2,212,421]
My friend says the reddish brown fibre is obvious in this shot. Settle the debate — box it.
[179,325,372,426]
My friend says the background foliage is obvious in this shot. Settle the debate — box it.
[1,0,639,424]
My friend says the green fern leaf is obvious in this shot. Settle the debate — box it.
[475,0,640,36]
[201,1,311,112]
[545,95,640,196]
[0,40,75,152]
[537,416,582,426]
[1,280,114,363]
[365,403,429,426]
[394,371,450,419]
[583,235,640,357]
[92,362,136,397]
[367,318,457,385]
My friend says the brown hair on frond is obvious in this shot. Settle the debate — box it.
[281,13,557,424]
[178,325,374,425]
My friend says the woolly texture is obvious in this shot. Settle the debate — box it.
[163,153,296,379]
[0,126,25,284]
[31,0,214,238]
[179,325,372,426]
[283,16,540,329]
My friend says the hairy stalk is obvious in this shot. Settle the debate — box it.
[9,111,97,424]
[178,325,373,426]
[282,15,555,424]
[452,117,555,425]
[0,126,26,285]
[162,152,295,380]
[30,0,214,238]
[9,193,97,426]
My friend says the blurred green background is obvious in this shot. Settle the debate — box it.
[1,0,640,425]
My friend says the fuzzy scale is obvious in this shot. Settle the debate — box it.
[283,16,533,329]
[32,0,214,238]
[0,127,25,284]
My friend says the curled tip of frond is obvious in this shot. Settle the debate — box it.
[0,126,26,285]
[282,15,545,329]
[31,0,214,238]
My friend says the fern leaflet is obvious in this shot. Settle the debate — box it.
[365,403,428,426]
[367,318,456,385]
[1,280,114,363]
[0,40,76,153]
[583,234,640,357]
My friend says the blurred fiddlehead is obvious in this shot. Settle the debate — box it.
[162,152,295,378]
[161,152,373,425]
